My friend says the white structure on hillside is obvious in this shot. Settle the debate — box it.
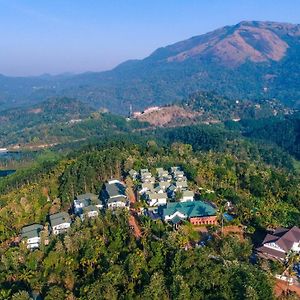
[102,179,129,209]
[147,192,167,207]
[21,224,44,249]
[50,212,71,235]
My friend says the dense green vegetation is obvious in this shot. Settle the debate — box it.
[0,212,275,300]
[234,113,300,160]
[1,137,300,298]
[0,97,147,147]
[1,104,300,298]
[155,123,295,170]
[0,98,300,300]
[179,91,288,122]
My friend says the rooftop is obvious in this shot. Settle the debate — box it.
[163,201,216,219]
[83,205,99,213]
[107,196,128,204]
[105,181,126,198]
[49,212,71,227]
[75,193,101,207]
[148,193,168,200]
[262,226,300,252]
[182,190,194,197]
[21,224,43,239]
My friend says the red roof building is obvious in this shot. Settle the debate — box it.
[257,226,300,261]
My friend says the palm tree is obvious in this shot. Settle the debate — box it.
[0,289,12,300]
[217,204,226,235]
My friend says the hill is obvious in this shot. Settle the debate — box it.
[0,21,300,114]
[230,112,300,159]
[133,91,290,126]
[0,98,147,148]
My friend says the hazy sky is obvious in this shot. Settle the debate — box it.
[0,0,299,76]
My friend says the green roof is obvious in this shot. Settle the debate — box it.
[171,215,184,224]
[163,201,216,219]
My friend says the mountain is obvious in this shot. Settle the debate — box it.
[1,21,300,114]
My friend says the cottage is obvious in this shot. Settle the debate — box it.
[142,176,156,183]
[177,176,187,182]
[158,174,172,182]
[50,212,71,235]
[73,193,103,216]
[82,205,100,219]
[140,169,152,179]
[257,226,300,261]
[175,181,188,190]
[154,181,171,193]
[102,179,129,209]
[162,201,217,226]
[180,190,194,202]
[129,169,138,180]
[173,170,185,179]
[147,192,168,207]
[156,168,169,178]
[21,224,44,249]
[170,166,181,173]
[156,167,165,174]
[139,182,154,194]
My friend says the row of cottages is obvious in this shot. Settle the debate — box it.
[162,201,217,226]
[140,169,156,184]
[21,179,129,249]
[256,226,300,261]
[21,212,72,249]
[137,167,193,207]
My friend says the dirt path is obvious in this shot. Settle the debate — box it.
[127,186,142,239]
[221,225,244,240]
[275,279,300,298]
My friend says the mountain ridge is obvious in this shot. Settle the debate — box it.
[0,20,300,114]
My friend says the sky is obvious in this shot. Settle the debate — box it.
[0,0,299,76]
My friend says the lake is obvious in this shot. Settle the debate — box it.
[0,169,16,178]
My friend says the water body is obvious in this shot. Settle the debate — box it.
[0,169,16,178]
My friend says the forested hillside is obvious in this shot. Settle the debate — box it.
[240,113,300,159]
[134,91,289,127]
[1,134,300,298]
[0,98,147,148]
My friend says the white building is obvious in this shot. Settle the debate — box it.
[21,224,44,249]
[180,190,194,202]
[102,180,129,209]
[73,193,103,216]
[50,212,71,235]
[147,193,167,207]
